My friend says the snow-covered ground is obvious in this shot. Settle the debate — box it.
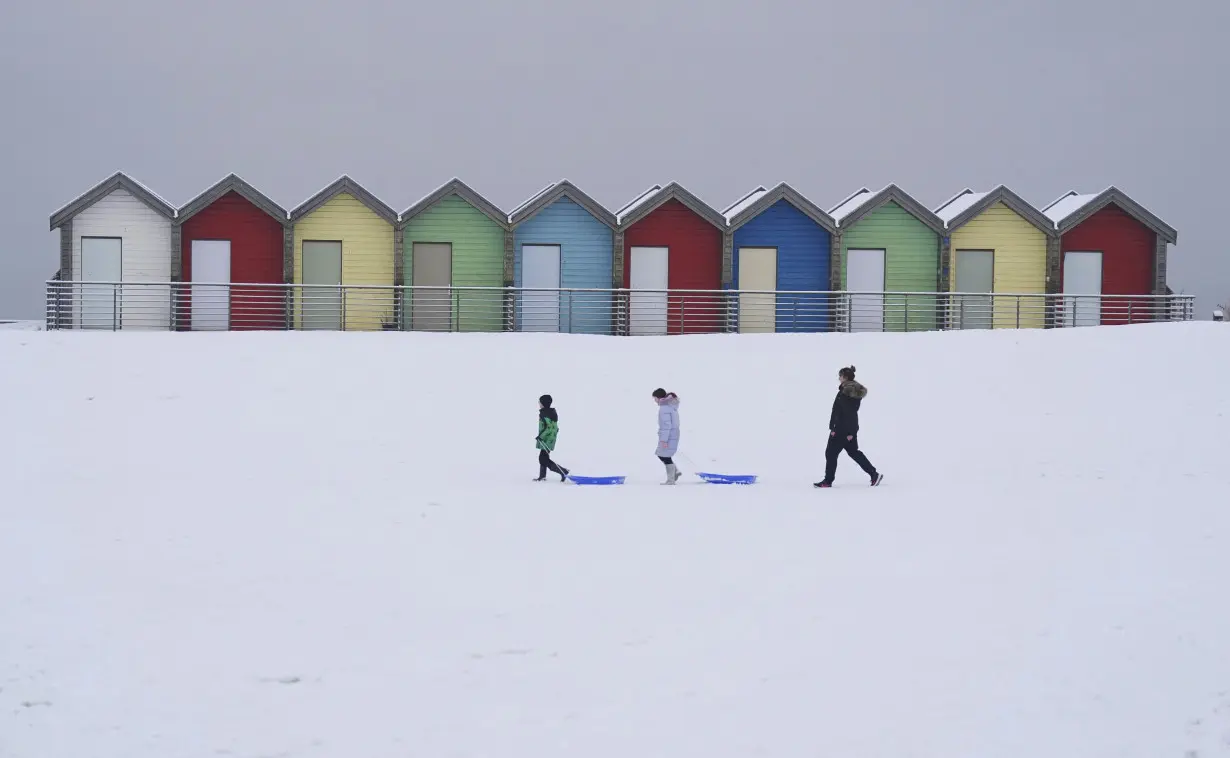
[2,324,1229,758]
[0,320,42,331]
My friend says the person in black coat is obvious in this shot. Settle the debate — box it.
[815,365,883,488]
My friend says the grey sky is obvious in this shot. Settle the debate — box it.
[1,0,1225,319]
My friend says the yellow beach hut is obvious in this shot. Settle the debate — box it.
[934,185,1057,329]
[289,176,399,331]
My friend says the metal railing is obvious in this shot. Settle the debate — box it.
[44,280,1195,333]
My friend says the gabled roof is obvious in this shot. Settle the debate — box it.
[933,185,1055,237]
[724,182,837,234]
[398,178,509,230]
[50,171,176,230]
[828,184,944,234]
[1042,186,1177,243]
[615,184,663,224]
[289,175,397,225]
[615,182,726,230]
[508,179,617,229]
[722,186,767,223]
[175,173,287,226]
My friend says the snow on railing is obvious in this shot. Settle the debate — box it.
[43,281,1196,334]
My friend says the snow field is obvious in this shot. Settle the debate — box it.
[2,324,1229,757]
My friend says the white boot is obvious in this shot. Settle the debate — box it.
[662,463,678,485]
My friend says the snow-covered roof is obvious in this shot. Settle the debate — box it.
[177,173,288,223]
[507,181,559,221]
[1042,191,1100,225]
[828,188,874,223]
[290,174,350,217]
[50,171,178,229]
[616,184,663,223]
[397,178,507,228]
[290,175,397,224]
[615,184,663,224]
[722,186,767,224]
[934,189,990,225]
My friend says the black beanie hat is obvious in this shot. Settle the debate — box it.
[652,388,667,398]
[539,394,553,407]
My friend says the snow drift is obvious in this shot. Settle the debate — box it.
[2,324,1229,757]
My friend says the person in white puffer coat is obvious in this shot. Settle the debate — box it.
[652,388,682,484]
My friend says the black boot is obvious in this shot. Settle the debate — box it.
[559,466,570,482]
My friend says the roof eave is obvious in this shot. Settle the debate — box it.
[509,182,617,229]
[176,174,288,226]
[838,185,945,235]
[290,176,397,225]
[49,172,176,229]
[618,183,726,231]
[398,179,509,230]
[1056,187,1178,244]
[943,186,1056,238]
[728,183,836,234]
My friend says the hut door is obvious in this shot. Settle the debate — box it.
[521,244,561,332]
[411,243,453,331]
[301,241,342,330]
[846,248,885,332]
[190,240,231,331]
[629,246,669,335]
[956,250,994,329]
[738,247,777,333]
[1062,251,1103,327]
[80,236,122,330]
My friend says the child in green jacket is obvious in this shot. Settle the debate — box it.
[535,394,570,482]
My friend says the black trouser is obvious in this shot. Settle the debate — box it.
[658,456,673,465]
[824,432,877,483]
[538,449,564,478]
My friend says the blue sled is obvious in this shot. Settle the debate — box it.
[696,472,758,485]
[568,475,626,486]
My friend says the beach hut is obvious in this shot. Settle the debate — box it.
[616,182,726,335]
[829,185,944,332]
[398,179,508,332]
[49,172,177,330]
[288,176,398,331]
[934,186,1057,330]
[723,183,836,333]
[509,180,617,334]
[1042,187,1178,326]
[174,174,288,331]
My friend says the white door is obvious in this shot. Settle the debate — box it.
[956,250,995,329]
[629,246,669,335]
[191,240,231,330]
[738,247,777,333]
[80,237,122,330]
[1062,251,1103,327]
[846,248,885,332]
[521,245,561,332]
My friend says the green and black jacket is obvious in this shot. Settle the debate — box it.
[536,407,559,451]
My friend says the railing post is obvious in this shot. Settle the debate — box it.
[1016,296,1021,329]
[112,286,118,331]
[904,294,909,332]
[340,287,347,332]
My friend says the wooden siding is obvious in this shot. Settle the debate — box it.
[1059,203,1157,325]
[948,201,1047,329]
[292,192,395,331]
[71,187,173,329]
[730,199,832,332]
[181,190,285,330]
[513,196,614,334]
[402,194,504,332]
[622,199,723,334]
[840,201,939,331]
